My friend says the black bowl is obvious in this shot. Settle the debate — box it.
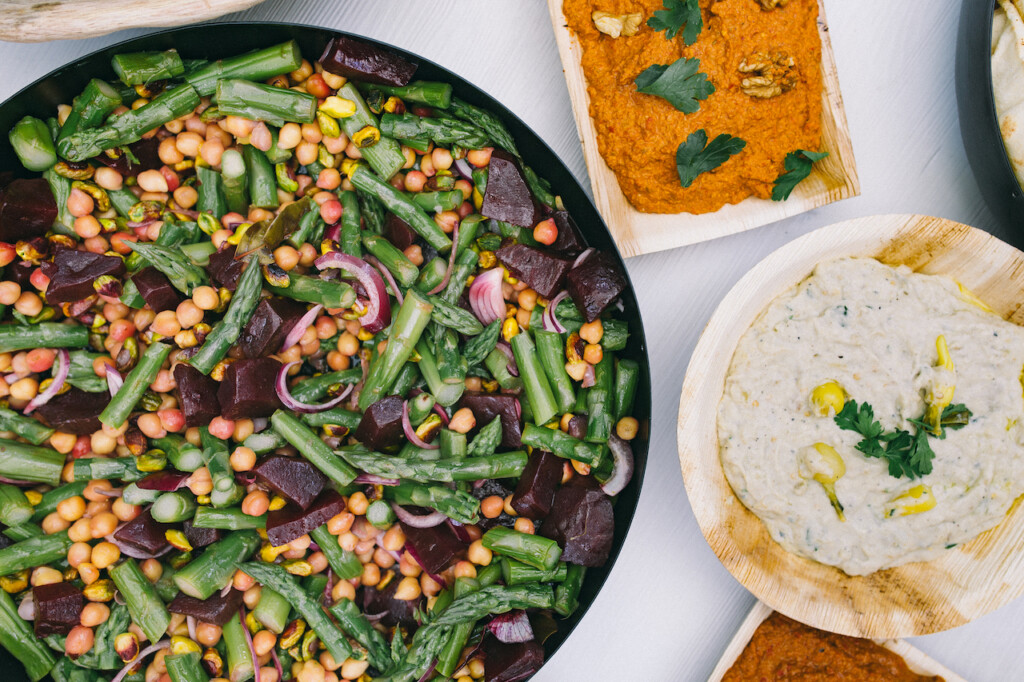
[956,0,1024,245]
[0,21,650,680]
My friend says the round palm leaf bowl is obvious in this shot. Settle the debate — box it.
[0,22,650,681]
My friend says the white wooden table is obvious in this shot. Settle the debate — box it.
[1,1,1020,679]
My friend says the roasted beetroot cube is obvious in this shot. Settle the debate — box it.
[36,387,108,434]
[483,639,544,682]
[97,138,161,177]
[0,178,57,242]
[113,509,171,555]
[207,245,245,290]
[353,395,405,451]
[253,454,326,510]
[399,520,465,576]
[46,248,126,304]
[174,363,221,427]
[362,577,421,627]
[266,490,345,546]
[319,36,417,86]
[496,244,572,299]
[5,261,34,287]
[539,478,614,566]
[566,252,626,323]
[458,392,522,449]
[217,357,283,420]
[550,210,586,255]
[384,213,417,251]
[168,588,243,626]
[133,267,182,312]
[237,298,307,359]
[511,450,562,520]
[33,582,83,637]
[481,149,542,228]
[183,519,222,549]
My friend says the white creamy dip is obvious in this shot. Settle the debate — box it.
[717,258,1024,575]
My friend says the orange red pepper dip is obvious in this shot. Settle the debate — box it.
[563,0,824,214]
[722,613,944,682]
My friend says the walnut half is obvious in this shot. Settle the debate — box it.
[592,11,643,38]
[758,0,791,9]
[738,52,797,98]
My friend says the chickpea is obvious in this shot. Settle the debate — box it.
[278,123,302,149]
[14,292,43,317]
[467,147,493,167]
[229,446,256,472]
[176,300,204,329]
[137,170,169,193]
[513,517,535,534]
[232,569,255,592]
[74,215,102,239]
[297,660,326,682]
[196,623,222,647]
[339,659,368,681]
[67,188,94,218]
[151,310,181,337]
[68,518,92,543]
[141,558,163,583]
[420,573,442,598]
[274,245,300,271]
[453,561,476,580]
[41,512,70,535]
[373,548,395,569]
[308,551,329,574]
[175,132,203,158]
[338,531,357,552]
[360,563,380,587]
[78,563,100,585]
[173,185,198,209]
[243,585,261,610]
[331,579,356,602]
[137,412,166,439]
[93,166,124,191]
[381,525,405,552]
[32,566,63,586]
[65,625,95,657]
[448,408,476,434]
[327,511,355,535]
[480,495,504,519]
[9,377,38,402]
[158,137,185,165]
[393,576,421,601]
[467,540,492,566]
[80,603,110,627]
[583,343,603,365]
[347,492,368,515]
[191,286,220,311]
[0,281,20,306]
[68,541,93,568]
[91,431,117,455]
[232,418,254,443]
[208,416,235,440]
[431,147,453,171]
[91,541,120,570]
[57,495,87,522]
[200,138,224,167]
[89,512,119,538]
[615,416,639,440]
[241,490,269,517]
[112,497,141,522]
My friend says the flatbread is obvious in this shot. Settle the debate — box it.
[992,0,1024,188]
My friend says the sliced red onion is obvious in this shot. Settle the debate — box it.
[220,582,233,598]
[270,647,284,682]
[488,610,534,643]
[136,471,190,491]
[354,473,399,486]
[324,223,341,243]
[391,503,445,528]
[94,487,124,498]
[601,434,634,496]
[427,220,459,295]
[453,157,474,180]
[24,349,69,414]
[240,610,261,682]
[432,404,450,425]
[417,659,438,682]
[125,218,157,229]
[3,372,19,383]
[402,399,440,450]
[581,364,596,388]
[0,476,35,486]
[105,531,173,560]
[276,361,353,413]
[251,417,269,433]
[446,518,473,543]
[186,615,197,643]
[315,251,391,331]
[105,366,123,398]
[281,304,323,352]
[17,592,34,620]
[111,640,169,682]
[365,253,404,306]
[542,291,569,334]
[469,267,506,324]
[495,341,519,377]
[572,247,594,269]
[513,397,522,420]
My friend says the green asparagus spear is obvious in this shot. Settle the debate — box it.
[125,241,208,295]
[535,329,576,413]
[481,526,561,571]
[192,506,266,530]
[185,41,302,97]
[288,369,362,403]
[362,234,419,288]
[520,422,604,467]
[350,166,451,253]
[0,408,53,445]
[415,338,462,408]
[447,97,519,155]
[1,523,42,543]
[195,165,228,218]
[242,145,278,209]
[409,190,463,213]
[270,410,356,487]
[387,482,479,524]
[614,358,640,420]
[336,83,406,180]
[265,272,356,309]
[309,526,362,580]
[190,257,261,374]
[0,485,33,527]
[359,290,434,410]
[9,116,56,171]
[337,190,362,257]
[173,530,260,599]
[484,346,522,391]
[502,558,569,585]
[219,148,249,214]
[0,323,88,353]
[554,563,586,616]
[329,599,391,671]
[338,450,526,483]
[71,457,144,482]
[99,340,172,428]
[379,113,489,148]
[222,611,254,682]
[109,559,172,643]
[0,439,65,486]
[216,79,317,126]
[300,407,362,430]
[43,168,75,235]
[166,651,209,682]
[0,589,56,681]
[112,50,185,85]
[441,248,479,305]
[56,79,122,147]
[151,491,198,523]
[154,434,205,472]
[586,354,614,443]
[429,296,484,336]
[510,331,558,426]
[356,81,453,108]
[251,585,290,634]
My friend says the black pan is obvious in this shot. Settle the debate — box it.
[0,21,650,680]
[956,0,1024,246]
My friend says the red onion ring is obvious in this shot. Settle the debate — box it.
[391,502,446,528]
[572,247,594,269]
[240,609,261,682]
[186,615,197,643]
[402,400,439,450]
[0,476,36,486]
[354,473,399,486]
[104,533,173,560]
[601,434,634,496]
[24,349,69,414]
[324,224,341,243]
[270,648,284,682]
[427,220,460,295]
[105,366,124,398]
[276,361,353,414]
[469,267,505,324]
[17,592,34,620]
[315,251,391,332]
[542,291,569,334]
[495,341,519,377]
[453,157,474,180]
[487,610,534,643]
[581,364,596,388]
[432,404,450,426]
[281,304,323,352]
[111,640,169,682]
[417,659,438,682]
[364,253,403,306]
[125,219,157,229]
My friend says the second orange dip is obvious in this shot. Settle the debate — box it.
[563,0,823,214]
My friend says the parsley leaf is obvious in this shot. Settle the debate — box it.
[635,57,715,113]
[771,149,830,201]
[907,403,972,438]
[675,130,746,188]
[647,0,703,45]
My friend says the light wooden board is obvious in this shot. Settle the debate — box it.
[707,601,967,682]
[548,0,860,258]
[0,0,264,42]
[677,214,1024,638]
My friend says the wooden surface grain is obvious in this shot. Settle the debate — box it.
[0,1,1020,679]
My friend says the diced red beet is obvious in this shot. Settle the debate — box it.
[398,520,465,576]
[550,210,587,255]
[168,588,244,626]
[352,395,405,451]
[266,490,345,546]
[538,478,614,567]
[207,245,244,290]
[458,392,522,448]
[97,137,161,177]
[45,247,126,304]
[36,387,109,434]
[383,213,417,251]
[362,579,421,628]
[481,149,542,228]
[132,267,182,312]
[136,470,189,491]
[510,451,562,519]
[237,298,307,359]
[33,582,84,637]
[217,357,283,420]
[0,178,57,242]
[174,363,222,428]
[495,244,572,299]
[6,261,34,287]
[112,509,171,555]
[483,639,544,682]
[183,519,222,549]
[319,36,417,87]
[252,454,326,510]
[565,252,626,323]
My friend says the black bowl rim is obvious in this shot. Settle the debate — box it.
[0,19,652,679]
